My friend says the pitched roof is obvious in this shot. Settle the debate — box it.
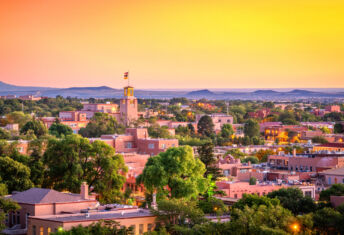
[10,188,86,204]
[320,167,344,176]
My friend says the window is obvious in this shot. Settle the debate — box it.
[32,225,36,235]
[126,142,133,148]
[148,224,153,231]
[148,143,155,149]
[47,227,51,235]
[40,227,44,235]
[227,119,231,123]
[305,191,312,197]
[329,177,332,185]
[161,144,166,149]
[16,212,20,224]
[234,194,237,198]
[139,224,144,234]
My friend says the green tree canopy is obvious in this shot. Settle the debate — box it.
[319,184,344,202]
[197,115,214,137]
[79,113,125,138]
[20,118,48,138]
[148,124,171,139]
[267,188,316,215]
[232,194,280,210]
[220,124,234,139]
[243,119,260,138]
[43,134,127,203]
[0,180,20,231]
[151,198,206,234]
[230,204,295,235]
[49,120,73,137]
[197,142,222,180]
[137,146,208,200]
[0,156,34,192]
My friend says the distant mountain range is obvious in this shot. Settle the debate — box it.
[1,81,344,100]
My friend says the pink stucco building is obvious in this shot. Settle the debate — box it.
[3,183,156,235]
[216,181,315,199]
[91,128,178,156]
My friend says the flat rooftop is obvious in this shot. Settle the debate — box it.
[31,209,153,222]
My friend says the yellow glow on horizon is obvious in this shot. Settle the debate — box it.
[0,0,344,88]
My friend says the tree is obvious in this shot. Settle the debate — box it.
[249,177,257,185]
[220,124,234,139]
[20,118,48,138]
[150,198,206,234]
[28,137,49,187]
[255,149,274,162]
[0,128,11,139]
[5,111,32,128]
[197,115,214,137]
[148,124,171,139]
[137,146,208,200]
[244,119,260,138]
[0,156,34,192]
[225,149,246,159]
[51,220,133,235]
[313,207,343,234]
[198,196,228,215]
[0,181,20,231]
[232,194,280,210]
[312,136,329,144]
[79,113,125,138]
[334,123,344,134]
[49,121,73,137]
[267,188,316,215]
[43,134,127,203]
[197,142,222,180]
[229,204,295,235]
[241,156,259,164]
[320,184,344,202]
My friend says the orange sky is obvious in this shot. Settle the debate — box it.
[0,0,344,89]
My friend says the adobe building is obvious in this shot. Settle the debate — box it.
[216,181,315,199]
[3,183,156,235]
[27,208,155,235]
[91,128,178,156]
[268,151,344,173]
[318,167,344,186]
[3,183,97,235]
[79,86,138,127]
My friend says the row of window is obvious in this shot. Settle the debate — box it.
[290,166,313,172]
[32,225,52,235]
[129,223,154,234]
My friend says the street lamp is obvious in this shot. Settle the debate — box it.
[291,223,300,233]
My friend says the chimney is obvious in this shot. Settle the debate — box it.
[80,182,89,200]
[293,148,296,157]
[151,192,157,210]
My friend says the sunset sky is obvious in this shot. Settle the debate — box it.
[0,0,344,89]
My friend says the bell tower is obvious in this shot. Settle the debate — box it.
[120,86,138,126]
